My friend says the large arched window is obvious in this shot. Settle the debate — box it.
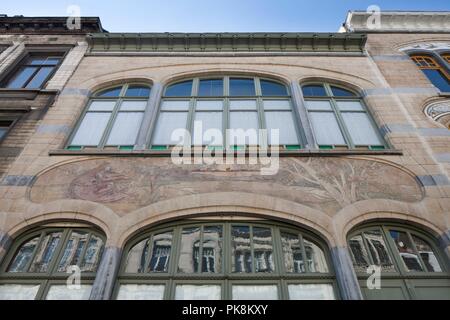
[410,55,450,93]
[150,76,303,150]
[115,220,336,300]
[348,223,450,300]
[67,83,151,150]
[302,82,386,150]
[0,226,105,300]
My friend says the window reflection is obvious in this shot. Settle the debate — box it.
[389,230,424,272]
[303,238,328,273]
[253,227,274,273]
[281,232,305,273]
[29,232,62,273]
[202,226,223,273]
[363,230,395,272]
[412,235,442,272]
[8,236,40,273]
[148,232,172,272]
[231,226,252,273]
[348,234,370,273]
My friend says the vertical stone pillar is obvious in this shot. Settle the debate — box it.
[0,42,26,74]
[289,81,315,148]
[438,230,450,263]
[331,246,363,300]
[89,246,122,300]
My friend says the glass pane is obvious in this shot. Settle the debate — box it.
[281,232,305,273]
[302,85,327,96]
[231,226,252,273]
[288,284,335,300]
[202,226,223,273]
[160,100,190,111]
[330,86,356,97]
[152,112,188,145]
[260,80,288,96]
[88,100,117,111]
[26,66,53,88]
[80,234,104,272]
[363,230,395,272]
[229,100,257,110]
[117,284,165,300]
[263,100,291,110]
[6,66,37,88]
[348,234,370,273]
[125,238,150,273]
[253,227,274,273]
[412,235,442,272]
[148,232,173,272]
[232,285,278,300]
[303,238,328,273]
[120,100,147,111]
[422,69,450,92]
[309,112,346,145]
[198,79,223,96]
[229,78,255,96]
[305,100,332,110]
[125,86,151,97]
[389,230,424,272]
[106,112,143,145]
[165,80,193,97]
[70,113,111,146]
[0,284,40,300]
[336,100,364,111]
[96,86,122,97]
[193,112,223,146]
[229,111,259,145]
[29,232,62,273]
[0,128,7,140]
[196,100,223,111]
[178,227,201,273]
[28,57,47,65]
[175,285,221,300]
[42,57,61,65]
[8,236,40,272]
[265,111,299,145]
[45,285,92,300]
[341,113,383,146]
[57,231,89,272]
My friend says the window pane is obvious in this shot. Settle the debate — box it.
[231,226,252,273]
[260,80,288,96]
[152,112,188,145]
[281,232,305,273]
[202,226,223,273]
[263,100,291,110]
[42,57,61,66]
[336,101,364,111]
[348,234,370,273]
[303,238,328,273]
[363,230,395,272]
[302,85,327,96]
[8,236,40,272]
[232,285,278,300]
[0,284,40,300]
[80,234,104,272]
[422,69,450,92]
[88,100,116,111]
[125,239,150,273]
[196,100,223,111]
[253,227,274,273]
[178,227,201,273]
[229,111,258,145]
[29,232,62,273]
[117,284,165,300]
[305,100,332,110]
[120,100,147,111]
[193,112,223,146]
[0,128,8,140]
[412,235,442,272]
[96,86,122,97]
[265,111,299,145]
[57,231,89,272]
[148,232,173,273]
[229,100,257,110]
[288,284,335,300]
[70,113,111,146]
[26,66,53,88]
[389,230,424,272]
[309,112,346,145]
[341,113,383,146]
[160,100,190,111]
[330,86,356,97]
[165,81,193,97]
[125,86,151,97]
[45,285,92,300]
[6,66,37,88]
[106,112,143,145]
[198,79,223,96]
[229,78,255,96]
[175,285,221,300]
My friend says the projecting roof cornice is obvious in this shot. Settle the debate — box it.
[87,32,367,53]
[343,11,450,33]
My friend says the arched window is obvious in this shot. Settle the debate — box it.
[0,226,105,300]
[302,83,385,150]
[410,55,450,93]
[115,220,336,300]
[150,76,302,150]
[348,223,450,300]
[67,83,151,150]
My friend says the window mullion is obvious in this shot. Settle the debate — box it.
[98,98,122,148]
[46,229,70,275]
[77,232,92,269]
[198,226,204,274]
[22,65,42,88]
[360,232,376,267]
[382,226,406,275]
[250,225,255,274]
[24,231,46,273]
[407,231,428,272]
[145,234,154,273]
[298,233,310,274]
[329,97,354,148]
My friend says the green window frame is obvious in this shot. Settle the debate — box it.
[149,76,304,151]
[66,83,151,150]
[0,226,105,300]
[348,223,450,300]
[114,220,337,300]
[302,82,387,150]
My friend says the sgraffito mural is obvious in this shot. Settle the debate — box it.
[29,157,424,215]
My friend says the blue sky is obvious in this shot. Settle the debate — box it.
[1,0,449,32]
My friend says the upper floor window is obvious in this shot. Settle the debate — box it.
[410,55,450,93]
[67,83,151,150]
[302,83,385,150]
[2,53,63,89]
[150,76,302,150]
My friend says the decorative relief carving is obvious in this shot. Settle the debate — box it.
[425,100,450,121]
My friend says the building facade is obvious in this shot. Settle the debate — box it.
[0,11,449,300]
